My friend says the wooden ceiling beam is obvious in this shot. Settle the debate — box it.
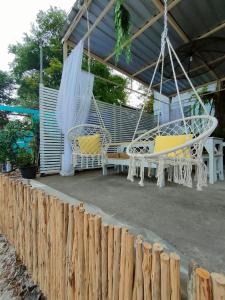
[62,0,92,43]
[103,0,181,63]
[152,54,225,89]
[152,0,189,43]
[133,6,224,78]
[67,40,149,88]
[82,0,116,42]
[169,76,225,97]
[199,20,225,39]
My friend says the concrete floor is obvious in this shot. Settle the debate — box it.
[37,169,225,274]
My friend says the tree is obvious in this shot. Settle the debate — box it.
[0,70,14,128]
[0,120,31,165]
[9,6,128,108]
[82,56,127,105]
[136,83,154,113]
[190,84,225,138]
[9,7,66,108]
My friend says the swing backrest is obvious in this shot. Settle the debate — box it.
[68,124,112,155]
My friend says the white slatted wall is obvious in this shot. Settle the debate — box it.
[39,85,157,174]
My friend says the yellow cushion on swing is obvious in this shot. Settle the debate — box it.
[154,134,192,158]
[78,134,101,155]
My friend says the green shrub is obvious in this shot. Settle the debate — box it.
[16,148,34,168]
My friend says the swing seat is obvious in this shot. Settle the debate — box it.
[127,116,218,190]
[68,124,111,170]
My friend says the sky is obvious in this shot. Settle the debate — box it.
[0,0,142,107]
[0,0,75,71]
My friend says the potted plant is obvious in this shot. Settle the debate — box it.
[16,148,37,179]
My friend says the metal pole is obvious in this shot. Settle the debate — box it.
[40,45,43,84]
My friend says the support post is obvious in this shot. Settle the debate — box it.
[63,41,68,62]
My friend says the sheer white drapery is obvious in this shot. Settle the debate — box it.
[56,41,94,175]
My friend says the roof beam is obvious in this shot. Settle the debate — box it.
[199,20,225,39]
[67,40,148,87]
[103,0,181,63]
[82,0,116,42]
[152,0,218,81]
[151,1,222,82]
[152,54,225,89]
[133,11,224,77]
[169,76,225,97]
[62,0,92,43]
[152,0,189,43]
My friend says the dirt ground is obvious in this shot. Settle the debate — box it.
[0,235,43,300]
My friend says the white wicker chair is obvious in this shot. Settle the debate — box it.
[68,124,111,170]
[127,116,218,190]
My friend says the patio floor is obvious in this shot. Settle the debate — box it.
[37,169,225,274]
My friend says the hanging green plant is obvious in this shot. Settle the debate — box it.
[114,0,132,64]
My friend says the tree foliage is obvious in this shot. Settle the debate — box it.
[0,70,15,127]
[82,56,127,105]
[9,6,128,108]
[0,120,31,164]
[9,7,66,108]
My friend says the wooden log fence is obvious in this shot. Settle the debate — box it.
[0,174,225,300]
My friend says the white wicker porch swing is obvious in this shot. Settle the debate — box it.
[126,0,218,190]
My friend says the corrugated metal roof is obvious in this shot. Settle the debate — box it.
[62,0,225,96]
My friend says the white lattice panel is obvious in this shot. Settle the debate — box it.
[39,85,157,174]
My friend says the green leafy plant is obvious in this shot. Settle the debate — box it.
[114,0,132,64]
[0,120,29,165]
[143,94,154,114]
[16,148,34,168]
[189,86,213,116]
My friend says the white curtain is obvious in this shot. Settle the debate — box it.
[56,41,94,176]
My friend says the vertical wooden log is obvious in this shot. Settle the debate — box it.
[45,195,52,299]
[24,186,29,270]
[88,215,96,299]
[84,212,90,300]
[63,41,68,61]
[102,224,108,300]
[142,242,152,300]
[43,194,49,297]
[77,207,85,300]
[8,180,14,244]
[119,228,128,300]
[20,183,25,262]
[211,272,225,300]
[108,225,114,300]
[63,203,69,300]
[187,260,199,300]
[27,187,33,275]
[136,237,144,300]
[50,196,57,300]
[112,227,121,300]
[170,253,181,300]
[55,200,65,300]
[151,243,163,300]
[124,233,135,300]
[195,268,212,300]
[95,215,102,300]
[31,189,39,284]
[73,206,80,299]
[66,205,75,300]
[160,252,170,300]
[18,181,23,258]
